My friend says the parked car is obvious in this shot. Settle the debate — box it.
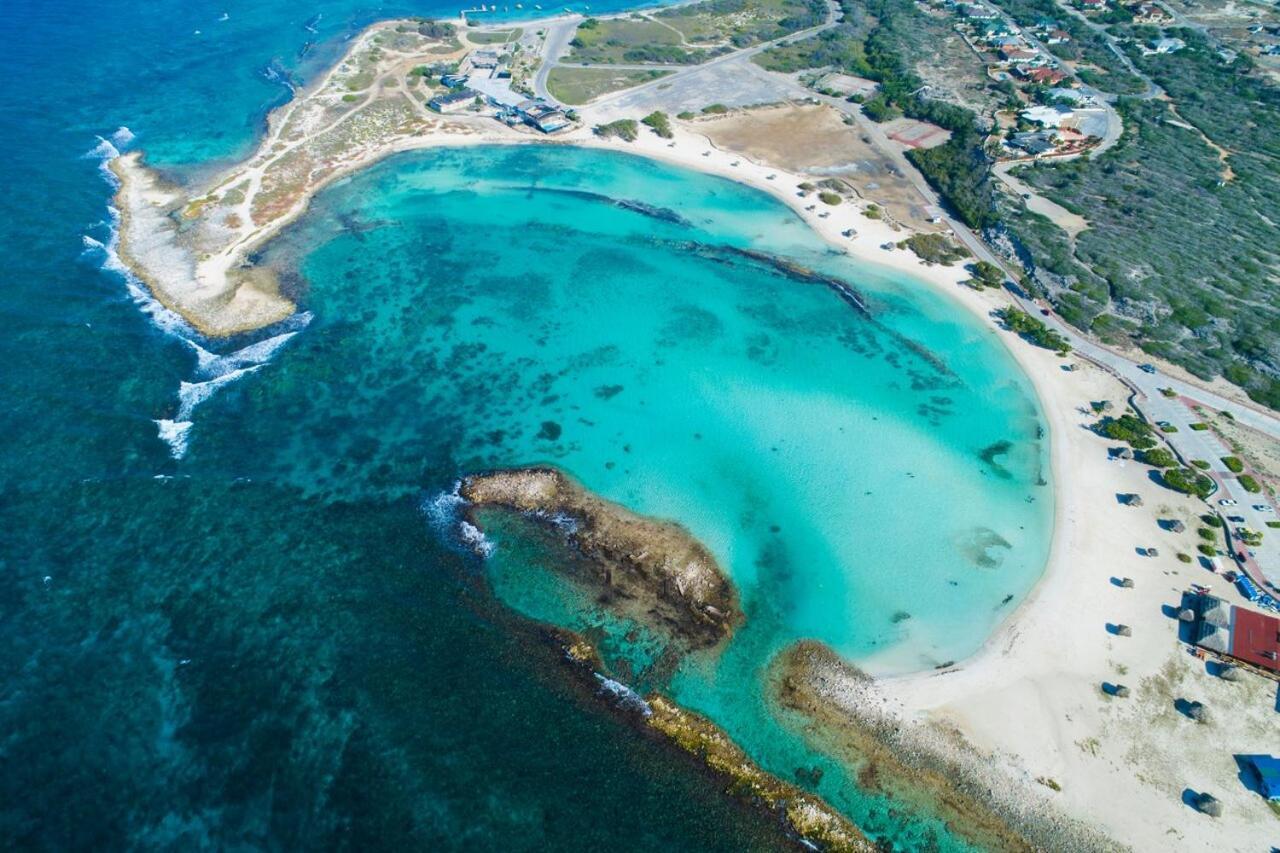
[1218,498,1238,507]
[1228,515,1246,523]
[1253,504,1274,514]
[1139,363,1157,374]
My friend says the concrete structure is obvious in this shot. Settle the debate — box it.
[516,98,570,133]
[429,88,480,114]
[1022,104,1074,126]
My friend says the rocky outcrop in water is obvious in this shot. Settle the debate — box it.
[644,695,876,852]
[461,467,741,647]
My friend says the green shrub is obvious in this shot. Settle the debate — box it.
[1160,424,1179,433]
[1202,515,1222,528]
[1198,543,1217,557]
[701,103,729,114]
[864,204,882,219]
[819,191,842,206]
[1189,422,1209,431]
[1138,448,1177,468]
[1237,474,1261,493]
[1266,521,1280,529]
[1177,552,1193,563]
[641,111,673,139]
[593,119,639,142]
[1095,414,1156,450]
[676,111,695,120]
[1162,467,1214,499]
[966,260,1005,290]
[900,233,969,267]
[1191,459,1210,470]
[1220,456,1244,473]
[1197,527,1217,542]
[1159,387,1177,398]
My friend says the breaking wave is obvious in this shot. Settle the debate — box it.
[154,419,193,459]
[422,483,496,558]
[594,674,652,717]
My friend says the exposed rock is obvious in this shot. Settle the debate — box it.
[461,467,741,646]
[644,695,876,852]
[771,640,1115,853]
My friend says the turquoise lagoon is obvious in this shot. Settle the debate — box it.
[210,144,1051,847]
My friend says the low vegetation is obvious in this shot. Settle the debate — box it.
[819,190,842,205]
[994,306,1071,355]
[1163,467,1215,500]
[547,67,670,105]
[898,233,969,266]
[593,119,640,142]
[1138,447,1176,469]
[1094,413,1156,449]
[641,110,674,138]
[1007,32,1280,410]
[1220,456,1244,474]
[1237,474,1262,494]
[965,260,1005,289]
[656,0,829,48]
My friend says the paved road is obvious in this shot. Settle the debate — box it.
[532,15,584,104]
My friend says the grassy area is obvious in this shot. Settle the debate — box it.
[468,28,521,45]
[546,67,670,104]
[656,0,828,47]
[567,16,714,65]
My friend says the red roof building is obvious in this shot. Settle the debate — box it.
[1192,595,1280,675]
[1229,606,1280,673]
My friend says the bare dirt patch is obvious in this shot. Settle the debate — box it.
[697,104,945,231]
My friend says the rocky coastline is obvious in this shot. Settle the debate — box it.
[461,467,742,648]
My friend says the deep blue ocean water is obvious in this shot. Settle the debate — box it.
[1,2,1049,849]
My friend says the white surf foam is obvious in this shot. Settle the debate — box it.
[186,312,312,379]
[594,674,652,717]
[422,483,496,557]
[177,365,264,421]
[154,419,193,459]
[110,126,135,147]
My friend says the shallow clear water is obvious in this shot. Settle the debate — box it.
[1,1,1050,848]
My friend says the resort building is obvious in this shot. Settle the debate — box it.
[1188,593,1280,678]
[515,98,570,133]
[429,88,480,114]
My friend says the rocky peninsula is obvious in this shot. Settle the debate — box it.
[461,467,742,647]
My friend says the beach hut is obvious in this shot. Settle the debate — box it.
[1116,447,1134,460]
[1195,792,1222,817]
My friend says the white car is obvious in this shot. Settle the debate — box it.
[1253,504,1274,514]
[1218,498,1238,507]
